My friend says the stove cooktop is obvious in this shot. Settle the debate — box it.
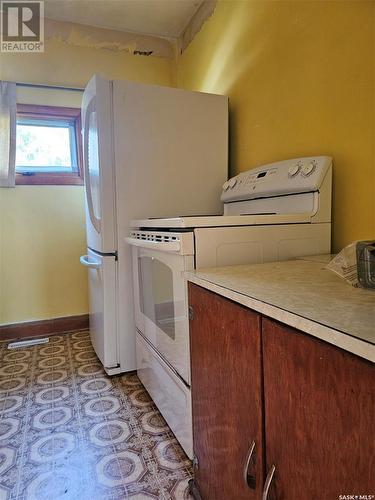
[131,213,311,229]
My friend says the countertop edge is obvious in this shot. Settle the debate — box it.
[186,274,375,364]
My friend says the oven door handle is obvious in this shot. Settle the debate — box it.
[125,237,181,253]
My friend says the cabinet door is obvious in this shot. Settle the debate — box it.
[262,318,375,500]
[188,283,263,500]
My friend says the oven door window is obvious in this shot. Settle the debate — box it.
[138,255,176,340]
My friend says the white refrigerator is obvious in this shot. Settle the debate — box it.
[79,75,228,375]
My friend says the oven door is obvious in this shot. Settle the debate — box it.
[129,237,194,384]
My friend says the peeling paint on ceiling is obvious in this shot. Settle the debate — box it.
[45,18,174,58]
[43,1,217,58]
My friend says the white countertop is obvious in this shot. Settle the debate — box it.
[186,255,375,363]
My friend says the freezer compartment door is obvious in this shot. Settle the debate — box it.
[82,75,116,253]
[80,248,118,369]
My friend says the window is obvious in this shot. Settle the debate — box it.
[16,105,83,185]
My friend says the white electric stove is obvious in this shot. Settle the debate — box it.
[127,155,332,458]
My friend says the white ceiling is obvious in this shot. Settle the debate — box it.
[44,0,204,38]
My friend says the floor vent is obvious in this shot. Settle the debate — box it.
[7,338,49,349]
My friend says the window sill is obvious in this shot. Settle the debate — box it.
[16,173,84,186]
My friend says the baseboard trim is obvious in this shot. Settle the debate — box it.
[0,314,89,341]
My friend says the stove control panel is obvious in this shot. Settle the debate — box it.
[221,156,332,203]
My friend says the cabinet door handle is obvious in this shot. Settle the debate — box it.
[243,440,256,489]
[262,465,276,500]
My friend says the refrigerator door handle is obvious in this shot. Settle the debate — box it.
[80,255,102,269]
[83,98,101,233]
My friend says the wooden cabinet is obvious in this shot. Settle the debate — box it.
[262,318,375,500]
[188,283,375,500]
[188,283,264,500]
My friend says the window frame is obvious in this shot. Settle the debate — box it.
[16,104,84,186]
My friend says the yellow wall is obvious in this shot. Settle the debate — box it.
[2,3,374,324]
[0,39,174,90]
[177,0,375,251]
[0,187,87,322]
[0,35,173,325]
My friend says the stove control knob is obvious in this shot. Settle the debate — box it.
[301,162,316,177]
[222,181,230,191]
[288,164,300,177]
[228,177,237,189]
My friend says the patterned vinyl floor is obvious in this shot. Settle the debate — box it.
[0,330,193,500]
